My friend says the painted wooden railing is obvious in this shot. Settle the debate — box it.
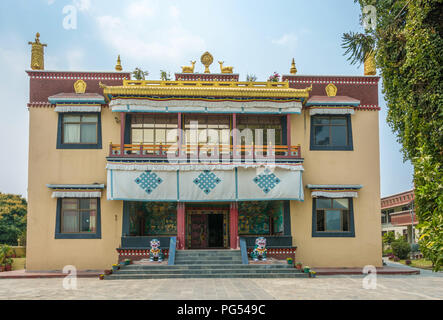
[168,236,177,266]
[239,237,249,265]
[108,143,301,159]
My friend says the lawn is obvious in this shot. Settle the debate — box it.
[398,259,433,270]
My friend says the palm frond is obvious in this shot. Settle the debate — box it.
[341,31,376,65]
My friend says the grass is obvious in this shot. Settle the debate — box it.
[12,257,26,271]
[398,258,433,270]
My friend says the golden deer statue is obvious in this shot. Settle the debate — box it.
[218,61,234,74]
[181,61,196,73]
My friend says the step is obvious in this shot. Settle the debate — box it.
[105,273,309,280]
[115,268,300,275]
[124,264,293,270]
[175,260,242,265]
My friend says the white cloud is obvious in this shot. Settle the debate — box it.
[272,33,298,46]
[95,1,205,65]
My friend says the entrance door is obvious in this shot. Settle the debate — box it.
[208,214,224,248]
[190,214,208,249]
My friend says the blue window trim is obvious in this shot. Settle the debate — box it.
[312,197,355,238]
[55,198,102,239]
[56,112,102,149]
[310,114,353,151]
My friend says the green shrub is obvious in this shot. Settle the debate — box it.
[391,239,411,260]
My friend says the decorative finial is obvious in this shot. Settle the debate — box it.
[218,61,234,74]
[200,51,214,74]
[74,79,87,94]
[290,58,297,75]
[325,83,337,97]
[181,61,196,73]
[28,32,47,70]
[115,55,122,72]
[364,52,376,76]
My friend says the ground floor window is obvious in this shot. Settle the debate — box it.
[238,201,284,235]
[312,198,355,237]
[55,198,101,239]
[128,202,177,236]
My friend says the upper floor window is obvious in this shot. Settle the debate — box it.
[55,198,101,239]
[131,114,178,145]
[310,115,353,151]
[184,114,230,145]
[57,113,102,149]
[312,198,355,237]
[237,115,283,145]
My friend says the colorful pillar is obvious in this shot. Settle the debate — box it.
[177,202,186,250]
[120,112,125,155]
[230,202,239,249]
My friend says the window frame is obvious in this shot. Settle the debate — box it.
[312,197,355,237]
[55,197,102,239]
[310,114,353,151]
[57,112,102,149]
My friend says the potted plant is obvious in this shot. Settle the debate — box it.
[303,266,310,273]
[124,259,131,265]
[104,269,112,275]
[286,258,293,265]
[268,72,280,82]
[0,264,4,272]
[111,264,119,272]
[405,259,412,265]
[99,274,105,280]
[310,271,317,278]
[5,258,13,271]
[295,262,303,270]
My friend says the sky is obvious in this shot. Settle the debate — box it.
[0,0,414,198]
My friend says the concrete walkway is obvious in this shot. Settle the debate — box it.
[0,273,442,300]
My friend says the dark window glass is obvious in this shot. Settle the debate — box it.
[315,198,351,233]
[62,114,98,144]
[61,198,97,233]
[311,115,352,150]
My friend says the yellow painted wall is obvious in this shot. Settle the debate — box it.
[27,105,382,270]
[26,107,123,270]
[289,110,382,267]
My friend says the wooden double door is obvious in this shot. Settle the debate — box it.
[187,208,229,249]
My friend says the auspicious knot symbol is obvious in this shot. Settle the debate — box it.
[135,171,163,194]
[193,170,221,194]
[253,169,281,194]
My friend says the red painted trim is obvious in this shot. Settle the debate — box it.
[120,113,125,155]
[177,203,186,250]
[232,113,237,156]
[229,202,239,249]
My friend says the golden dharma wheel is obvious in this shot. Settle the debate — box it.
[201,51,214,73]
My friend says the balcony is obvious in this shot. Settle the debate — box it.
[108,143,302,161]
[390,210,417,226]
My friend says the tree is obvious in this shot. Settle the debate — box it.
[342,0,443,271]
[0,193,27,246]
[132,68,149,80]
[160,70,171,81]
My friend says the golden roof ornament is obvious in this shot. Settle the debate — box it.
[200,51,214,73]
[115,55,122,72]
[181,61,196,73]
[28,32,47,70]
[364,51,376,75]
[218,61,234,74]
[74,79,87,94]
[290,58,297,75]
[325,83,337,97]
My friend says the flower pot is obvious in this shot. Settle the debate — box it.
[405,260,412,265]
[0,266,4,272]
[5,264,12,272]
[124,260,130,265]
[104,269,112,275]
[99,274,105,280]
[303,267,310,273]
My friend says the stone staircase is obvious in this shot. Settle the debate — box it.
[105,250,308,279]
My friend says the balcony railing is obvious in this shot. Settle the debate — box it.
[108,143,302,160]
